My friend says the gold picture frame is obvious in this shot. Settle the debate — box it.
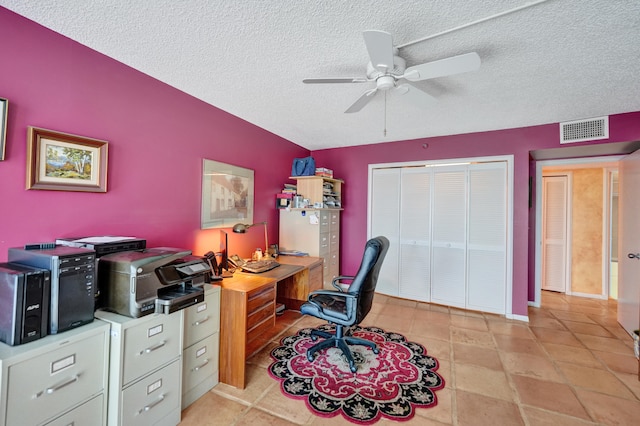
[26,126,108,192]
[0,97,7,161]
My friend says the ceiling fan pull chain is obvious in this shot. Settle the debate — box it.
[383,91,387,137]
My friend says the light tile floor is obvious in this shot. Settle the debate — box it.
[180,291,640,425]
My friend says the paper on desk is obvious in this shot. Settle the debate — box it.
[72,236,137,243]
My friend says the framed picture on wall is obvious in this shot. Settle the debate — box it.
[26,126,109,192]
[0,97,7,161]
[201,159,254,229]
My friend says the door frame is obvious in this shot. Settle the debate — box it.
[533,155,624,307]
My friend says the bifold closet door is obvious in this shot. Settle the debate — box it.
[467,163,507,313]
[370,168,400,295]
[398,168,431,301]
[431,166,467,308]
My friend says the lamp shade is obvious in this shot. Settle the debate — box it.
[232,223,251,233]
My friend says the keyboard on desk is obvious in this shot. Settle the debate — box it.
[240,259,280,273]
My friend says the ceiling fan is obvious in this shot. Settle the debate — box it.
[303,30,481,113]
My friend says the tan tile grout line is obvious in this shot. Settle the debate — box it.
[483,313,533,426]
[545,299,640,403]
[526,306,596,423]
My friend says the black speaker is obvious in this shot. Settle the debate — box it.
[0,263,50,346]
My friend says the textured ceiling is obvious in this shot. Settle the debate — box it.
[2,0,640,150]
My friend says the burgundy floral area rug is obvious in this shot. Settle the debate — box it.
[268,325,445,424]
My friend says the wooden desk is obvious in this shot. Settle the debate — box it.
[277,255,324,310]
[218,256,322,389]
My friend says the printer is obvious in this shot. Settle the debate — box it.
[98,247,208,318]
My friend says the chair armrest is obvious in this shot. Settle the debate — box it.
[331,275,355,292]
[308,289,356,299]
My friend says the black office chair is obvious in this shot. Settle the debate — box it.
[300,236,389,373]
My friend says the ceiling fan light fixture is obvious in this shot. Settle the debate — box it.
[376,75,395,90]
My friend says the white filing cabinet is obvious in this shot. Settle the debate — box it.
[0,320,110,426]
[182,284,220,408]
[95,310,183,426]
[279,209,340,288]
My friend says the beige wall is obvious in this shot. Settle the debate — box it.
[571,168,604,295]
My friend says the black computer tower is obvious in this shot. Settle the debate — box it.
[0,262,50,346]
[8,246,95,334]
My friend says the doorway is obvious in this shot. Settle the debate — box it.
[534,156,623,307]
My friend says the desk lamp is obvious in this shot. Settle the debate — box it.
[232,221,271,259]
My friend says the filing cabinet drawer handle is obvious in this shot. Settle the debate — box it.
[139,340,166,355]
[35,374,79,398]
[137,394,165,415]
[193,316,210,326]
[193,358,210,371]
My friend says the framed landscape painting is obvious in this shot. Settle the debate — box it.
[26,126,108,192]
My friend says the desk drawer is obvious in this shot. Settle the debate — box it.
[247,308,275,344]
[247,300,275,332]
[246,284,275,313]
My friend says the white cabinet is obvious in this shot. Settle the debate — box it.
[182,284,220,409]
[0,321,110,426]
[279,209,340,288]
[95,310,183,426]
[370,160,508,315]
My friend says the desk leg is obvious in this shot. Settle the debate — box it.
[219,288,247,389]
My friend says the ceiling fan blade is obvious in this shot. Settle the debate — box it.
[403,52,481,82]
[345,88,378,113]
[303,77,368,84]
[394,83,437,109]
[363,30,395,72]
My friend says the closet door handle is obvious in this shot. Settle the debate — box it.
[628,253,640,260]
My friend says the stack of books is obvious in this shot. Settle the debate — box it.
[282,183,297,194]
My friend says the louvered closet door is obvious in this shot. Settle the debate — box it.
[399,168,432,301]
[431,166,467,308]
[467,162,507,313]
[370,168,401,295]
[542,175,568,293]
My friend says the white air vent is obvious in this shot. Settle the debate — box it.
[560,116,609,144]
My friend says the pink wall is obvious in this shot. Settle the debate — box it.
[0,8,308,260]
[313,111,640,316]
[3,8,640,318]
